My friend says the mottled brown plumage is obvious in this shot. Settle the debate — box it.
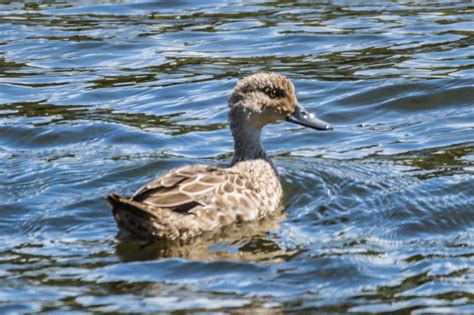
[107,72,332,240]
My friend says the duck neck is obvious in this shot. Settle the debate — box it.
[230,119,270,166]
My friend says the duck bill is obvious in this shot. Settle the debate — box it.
[287,104,333,131]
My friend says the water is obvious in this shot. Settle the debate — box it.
[1,0,473,313]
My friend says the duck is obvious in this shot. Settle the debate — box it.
[107,72,332,240]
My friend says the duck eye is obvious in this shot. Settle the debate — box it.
[263,87,278,98]
[269,89,277,98]
[262,87,284,99]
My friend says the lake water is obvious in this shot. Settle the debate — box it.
[1,1,473,313]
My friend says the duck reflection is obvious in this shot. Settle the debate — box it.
[115,208,298,262]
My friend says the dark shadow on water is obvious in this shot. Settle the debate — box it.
[0,101,226,134]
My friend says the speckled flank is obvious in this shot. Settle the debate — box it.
[107,73,299,240]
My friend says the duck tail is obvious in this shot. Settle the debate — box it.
[106,193,160,239]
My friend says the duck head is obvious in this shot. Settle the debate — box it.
[229,72,333,131]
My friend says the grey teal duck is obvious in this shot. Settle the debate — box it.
[107,72,332,240]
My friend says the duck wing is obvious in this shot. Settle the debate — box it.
[108,164,258,240]
[130,164,229,213]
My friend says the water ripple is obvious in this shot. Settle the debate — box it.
[0,0,473,313]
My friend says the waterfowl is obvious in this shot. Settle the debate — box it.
[107,73,332,240]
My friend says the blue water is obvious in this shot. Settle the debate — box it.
[0,1,473,313]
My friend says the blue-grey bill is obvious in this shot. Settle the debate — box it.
[287,104,333,131]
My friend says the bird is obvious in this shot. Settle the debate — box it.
[107,72,332,240]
